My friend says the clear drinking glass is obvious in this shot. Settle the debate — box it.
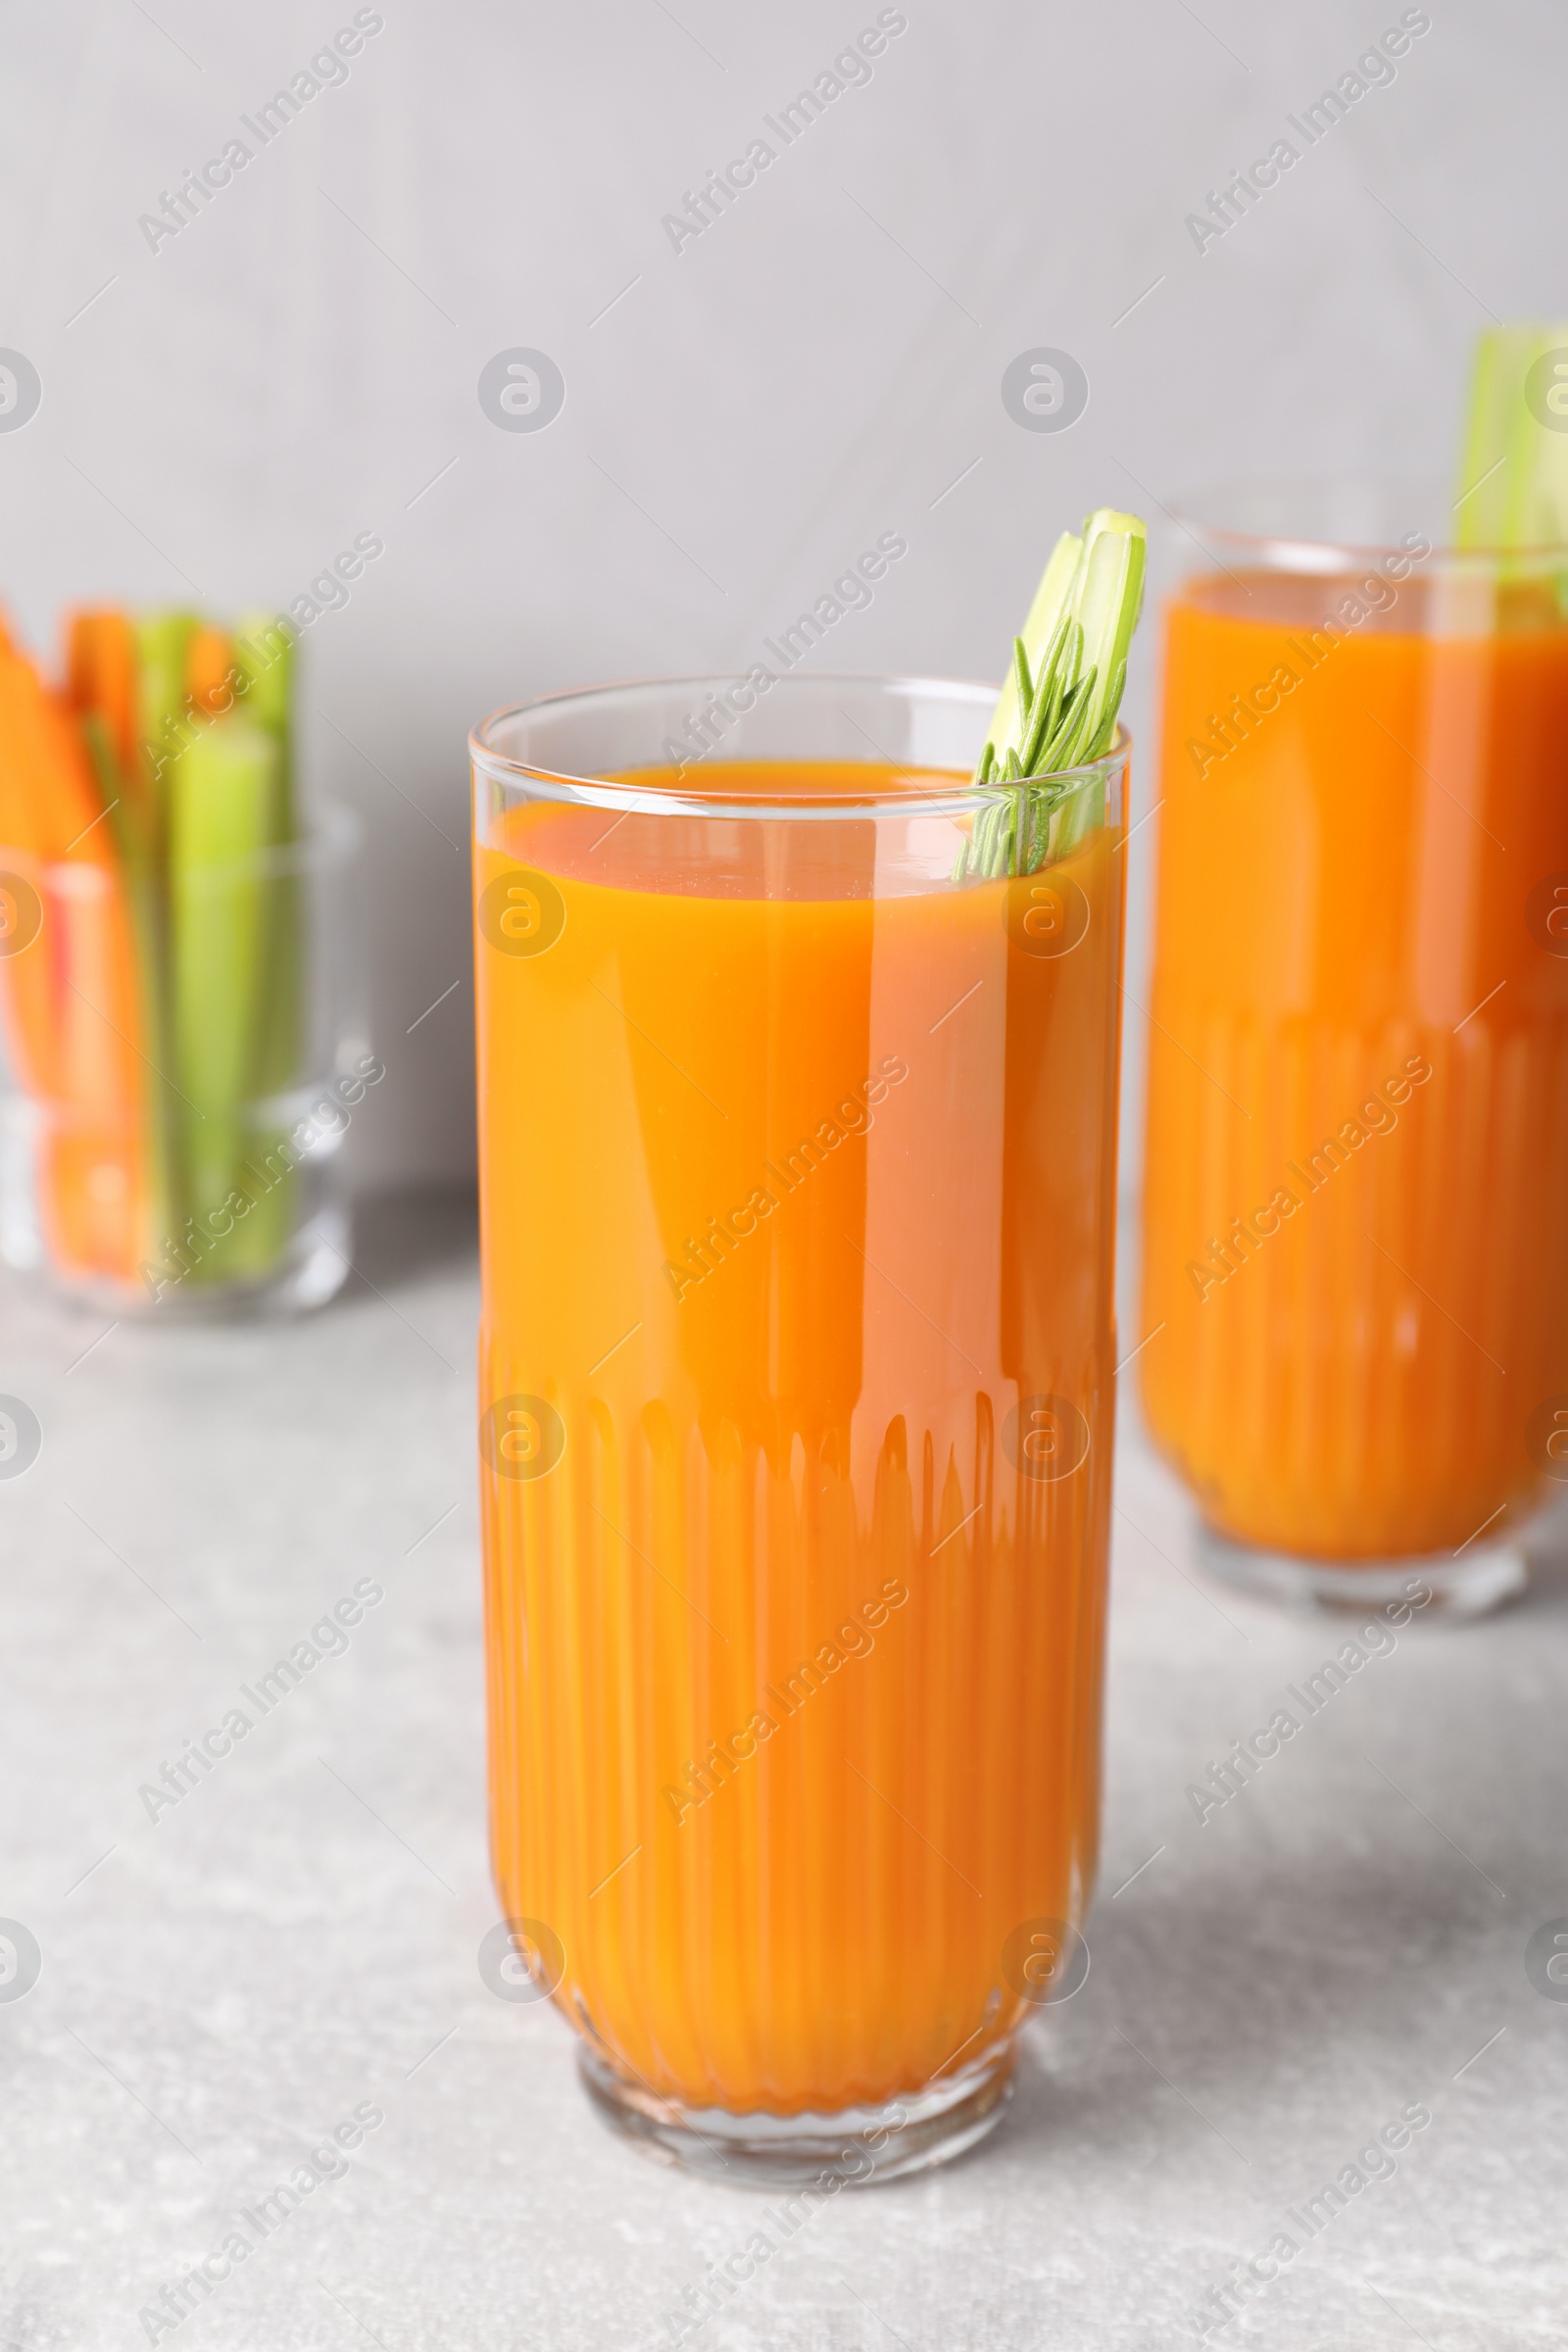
[1140,480,1568,1614]
[0,804,366,1315]
[470,672,1128,2181]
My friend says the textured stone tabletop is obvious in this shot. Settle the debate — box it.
[1,1193,1563,2352]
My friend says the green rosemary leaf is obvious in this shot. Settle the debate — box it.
[1012,636,1033,716]
[1038,669,1091,769]
[1056,664,1102,769]
[1020,612,1077,771]
[1085,656,1128,760]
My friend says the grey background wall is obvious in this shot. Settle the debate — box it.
[2,0,1561,1197]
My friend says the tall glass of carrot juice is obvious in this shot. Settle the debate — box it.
[1140,483,1568,1615]
[470,674,1128,2180]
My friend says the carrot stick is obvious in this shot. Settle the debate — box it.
[184,623,234,717]
[0,645,149,1281]
[0,653,77,1106]
[43,682,147,1280]
[66,611,143,806]
[0,650,102,859]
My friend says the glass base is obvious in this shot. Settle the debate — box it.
[577,2034,1016,2186]
[2,1198,353,1322]
[1197,1521,1527,1619]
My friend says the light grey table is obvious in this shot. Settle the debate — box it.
[1,1194,1563,2352]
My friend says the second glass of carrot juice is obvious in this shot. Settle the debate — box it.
[1141,484,1568,1614]
[470,673,1128,2180]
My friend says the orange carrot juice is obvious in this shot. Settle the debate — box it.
[1142,556,1568,1583]
[473,686,1127,2165]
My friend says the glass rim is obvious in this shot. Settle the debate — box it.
[1169,473,1568,569]
[197,796,362,887]
[0,797,360,891]
[469,671,1129,820]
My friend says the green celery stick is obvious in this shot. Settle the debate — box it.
[232,612,300,1099]
[232,610,294,752]
[135,613,200,843]
[958,507,1147,879]
[984,529,1082,767]
[121,615,198,1276]
[1068,515,1147,758]
[1454,327,1568,627]
[1455,325,1568,549]
[169,713,284,1278]
[222,612,303,1280]
[134,611,200,1268]
[78,713,172,1273]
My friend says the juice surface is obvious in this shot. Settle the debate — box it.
[1142,577,1568,1558]
[475,759,1125,2115]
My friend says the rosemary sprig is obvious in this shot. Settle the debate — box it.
[956,508,1146,880]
